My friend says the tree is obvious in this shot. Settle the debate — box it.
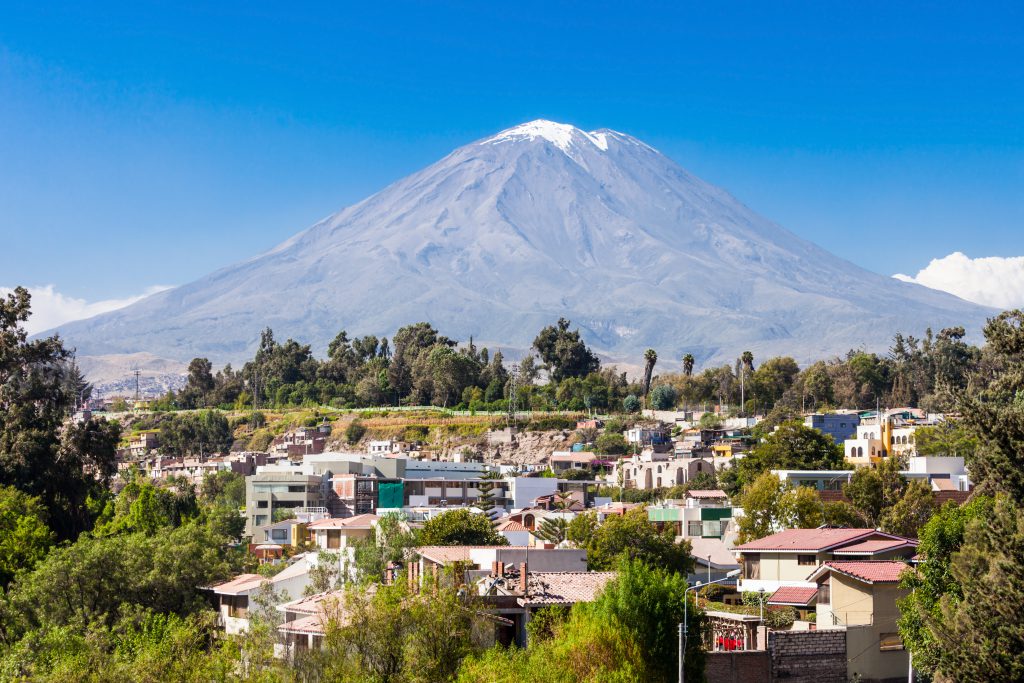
[734,420,844,489]
[0,487,55,588]
[898,496,995,678]
[418,509,508,547]
[532,318,600,383]
[641,349,657,397]
[622,394,641,413]
[649,384,677,410]
[586,508,692,574]
[535,517,568,545]
[594,432,627,455]
[898,495,1020,681]
[750,356,800,408]
[351,511,418,584]
[567,510,598,549]
[180,357,216,408]
[736,472,827,543]
[459,559,703,683]
[346,419,367,445]
[682,353,695,377]
[2,522,233,639]
[0,288,121,539]
[474,472,501,519]
[879,479,934,538]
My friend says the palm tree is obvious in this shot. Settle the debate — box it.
[682,353,695,377]
[642,349,658,396]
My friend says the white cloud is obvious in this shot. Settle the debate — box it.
[0,284,172,335]
[894,252,1024,309]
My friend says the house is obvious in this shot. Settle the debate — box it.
[495,519,535,546]
[275,589,348,658]
[648,491,735,540]
[804,413,860,444]
[809,561,911,682]
[129,431,160,457]
[410,546,588,590]
[687,537,741,586]
[476,564,615,646]
[733,528,917,594]
[614,454,716,490]
[367,439,399,455]
[252,518,308,549]
[208,554,317,634]
[306,513,378,552]
[549,451,604,474]
[245,471,328,535]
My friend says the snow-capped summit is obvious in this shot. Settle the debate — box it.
[484,119,612,152]
[50,120,991,367]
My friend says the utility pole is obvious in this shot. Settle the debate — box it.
[133,369,141,402]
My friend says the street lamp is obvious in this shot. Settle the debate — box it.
[679,568,740,683]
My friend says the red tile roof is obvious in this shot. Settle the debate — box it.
[734,528,905,552]
[496,520,529,532]
[687,489,729,499]
[833,539,917,555]
[307,513,379,530]
[768,586,818,606]
[816,561,909,584]
[209,573,264,595]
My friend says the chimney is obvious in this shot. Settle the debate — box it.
[519,562,528,594]
[497,561,505,577]
[491,561,498,577]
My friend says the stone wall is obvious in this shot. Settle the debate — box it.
[768,629,847,683]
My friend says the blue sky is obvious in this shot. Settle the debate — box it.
[1,1,1022,314]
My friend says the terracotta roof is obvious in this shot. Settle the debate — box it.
[812,561,910,584]
[833,539,917,555]
[932,478,957,491]
[415,545,528,565]
[209,573,264,595]
[519,572,616,606]
[768,586,818,606]
[496,520,529,532]
[734,528,904,552]
[307,513,379,530]
[687,489,729,499]
[279,589,347,615]
[277,612,330,635]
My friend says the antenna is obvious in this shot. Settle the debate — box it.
[130,365,141,402]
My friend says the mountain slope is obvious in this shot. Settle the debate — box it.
[52,120,993,367]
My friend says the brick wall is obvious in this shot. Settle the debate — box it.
[706,651,770,683]
[768,629,847,683]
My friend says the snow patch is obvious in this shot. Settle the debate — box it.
[485,119,612,153]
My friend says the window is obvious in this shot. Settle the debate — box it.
[743,557,760,580]
[257,500,268,508]
[798,554,817,566]
[879,633,904,651]
[687,521,702,536]
[817,580,830,605]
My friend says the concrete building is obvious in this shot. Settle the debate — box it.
[648,490,734,540]
[245,472,327,535]
[804,413,860,445]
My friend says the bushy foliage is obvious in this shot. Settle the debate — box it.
[418,509,508,547]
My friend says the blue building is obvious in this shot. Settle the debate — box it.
[804,413,860,444]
